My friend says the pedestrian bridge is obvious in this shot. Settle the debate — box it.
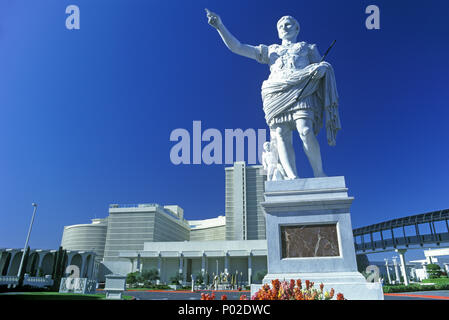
[353,209,449,253]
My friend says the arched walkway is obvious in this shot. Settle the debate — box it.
[1,253,11,276]
[7,252,23,276]
[27,252,39,276]
[41,253,54,276]
[70,254,82,277]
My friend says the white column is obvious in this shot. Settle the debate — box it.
[80,255,87,278]
[157,255,162,283]
[201,254,206,275]
[392,257,400,284]
[396,249,409,286]
[136,254,141,272]
[87,259,94,279]
[94,261,100,280]
[248,254,252,285]
[224,253,229,274]
[179,255,183,275]
[410,268,416,282]
[182,258,187,284]
[0,251,5,274]
[384,259,392,284]
[37,253,45,274]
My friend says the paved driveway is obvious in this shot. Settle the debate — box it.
[123,289,449,300]
[384,290,449,300]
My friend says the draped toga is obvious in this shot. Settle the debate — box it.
[255,41,341,146]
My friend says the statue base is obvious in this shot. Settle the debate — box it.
[251,176,383,300]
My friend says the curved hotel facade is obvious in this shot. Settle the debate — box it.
[61,218,108,260]
[61,162,268,284]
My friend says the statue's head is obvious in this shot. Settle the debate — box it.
[263,141,271,152]
[277,16,300,41]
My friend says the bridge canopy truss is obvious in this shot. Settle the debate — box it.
[353,209,449,253]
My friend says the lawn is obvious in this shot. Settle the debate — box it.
[383,280,449,293]
[0,292,135,300]
[422,277,449,285]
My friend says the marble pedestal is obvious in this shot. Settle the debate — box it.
[251,176,383,300]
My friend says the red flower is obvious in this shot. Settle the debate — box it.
[305,280,310,290]
[337,293,345,300]
[239,295,248,300]
[289,279,295,291]
[320,283,324,292]
[221,294,227,300]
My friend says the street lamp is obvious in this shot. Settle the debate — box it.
[17,203,38,277]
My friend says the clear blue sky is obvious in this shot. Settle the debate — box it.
[1,0,448,262]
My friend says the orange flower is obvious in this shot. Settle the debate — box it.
[295,291,304,300]
[272,279,280,290]
[251,279,344,301]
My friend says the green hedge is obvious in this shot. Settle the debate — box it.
[383,283,449,293]
[127,284,172,290]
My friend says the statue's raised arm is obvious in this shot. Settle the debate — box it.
[205,9,260,62]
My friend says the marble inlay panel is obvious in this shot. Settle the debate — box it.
[281,224,340,258]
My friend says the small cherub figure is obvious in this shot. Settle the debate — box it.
[262,140,287,181]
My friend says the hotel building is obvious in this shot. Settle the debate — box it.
[61,162,268,284]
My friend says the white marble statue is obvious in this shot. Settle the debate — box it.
[206,9,341,179]
[262,140,287,181]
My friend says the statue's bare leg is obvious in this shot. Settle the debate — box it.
[272,124,298,179]
[295,118,327,177]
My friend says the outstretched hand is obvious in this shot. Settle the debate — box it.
[205,8,222,29]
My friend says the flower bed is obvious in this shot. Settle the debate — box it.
[201,279,345,300]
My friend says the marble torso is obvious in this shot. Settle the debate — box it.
[258,41,320,126]
[267,42,312,80]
